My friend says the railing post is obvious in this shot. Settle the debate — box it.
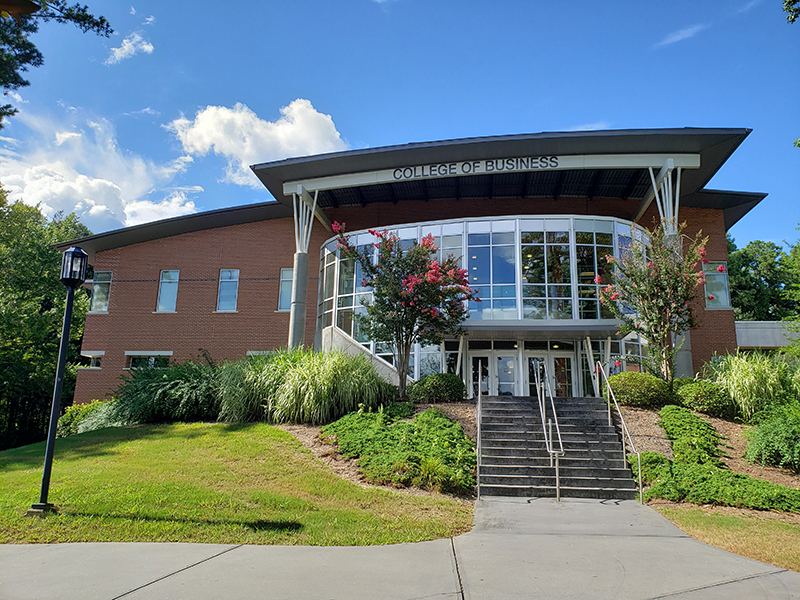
[476,359,482,501]
[555,454,561,502]
[548,419,553,467]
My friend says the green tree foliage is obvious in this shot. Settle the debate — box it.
[598,223,707,389]
[0,1,112,125]
[0,190,91,449]
[786,0,800,24]
[726,236,794,321]
[334,223,477,399]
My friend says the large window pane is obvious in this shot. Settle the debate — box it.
[492,246,516,284]
[279,268,293,311]
[521,246,545,283]
[90,271,111,312]
[156,270,179,312]
[217,269,239,311]
[468,247,491,284]
[546,245,570,284]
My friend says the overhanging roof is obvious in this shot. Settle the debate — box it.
[55,201,292,261]
[252,128,758,214]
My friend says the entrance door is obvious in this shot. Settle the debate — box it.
[471,353,518,396]
[526,353,576,397]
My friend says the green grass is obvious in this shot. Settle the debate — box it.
[0,423,472,545]
[656,505,800,573]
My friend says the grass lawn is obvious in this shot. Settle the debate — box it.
[0,423,473,545]
[655,503,800,573]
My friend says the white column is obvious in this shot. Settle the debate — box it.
[288,186,318,348]
[648,160,683,235]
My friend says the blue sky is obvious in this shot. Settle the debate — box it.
[0,0,797,247]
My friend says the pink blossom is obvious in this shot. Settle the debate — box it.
[430,307,439,317]
[610,292,620,300]
[701,258,709,264]
[614,360,621,368]
[717,265,726,273]
[594,275,603,284]
[707,294,715,300]
[332,221,345,234]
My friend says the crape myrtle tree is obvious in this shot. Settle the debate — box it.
[334,222,478,399]
[598,222,710,390]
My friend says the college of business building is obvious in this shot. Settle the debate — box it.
[63,128,767,405]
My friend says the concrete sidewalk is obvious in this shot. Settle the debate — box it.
[2,497,799,599]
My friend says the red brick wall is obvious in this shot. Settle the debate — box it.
[75,197,737,402]
[74,217,329,404]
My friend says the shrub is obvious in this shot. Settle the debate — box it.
[408,373,466,403]
[112,359,219,424]
[605,371,673,408]
[678,380,739,420]
[672,378,696,391]
[217,348,397,425]
[321,407,475,494]
[58,400,103,437]
[659,404,723,466]
[705,351,795,421]
[745,403,800,472]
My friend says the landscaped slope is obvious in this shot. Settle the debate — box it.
[0,423,472,545]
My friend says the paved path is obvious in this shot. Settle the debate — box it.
[2,497,799,599]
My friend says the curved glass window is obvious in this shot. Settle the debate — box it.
[319,215,644,330]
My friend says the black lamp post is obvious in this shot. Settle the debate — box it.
[28,246,88,516]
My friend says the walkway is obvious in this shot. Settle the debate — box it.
[2,497,799,599]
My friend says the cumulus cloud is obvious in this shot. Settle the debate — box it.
[104,32,154,65]
[655,24,708,47]
[167,99,348,187]
[130,7,136,15]
[0,110,197,231]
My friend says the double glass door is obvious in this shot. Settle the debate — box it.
[527,353,575,397]
[471,353,518,397]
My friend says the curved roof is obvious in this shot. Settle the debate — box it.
[60,128,765,258]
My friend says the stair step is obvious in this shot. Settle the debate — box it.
[478,484,639,500]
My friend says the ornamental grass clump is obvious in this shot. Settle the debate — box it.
[217,348,396,425]
[705,351,795,421]
[112,358,219,424]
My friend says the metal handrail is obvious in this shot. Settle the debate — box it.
[476,359,483,500]
[595,361,643,504]
[533,359,565,500]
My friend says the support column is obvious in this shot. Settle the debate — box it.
[647,159,682,235]
[288,185,319,349]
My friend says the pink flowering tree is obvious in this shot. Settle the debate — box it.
[598,222,710,389]
[334,222,477,399]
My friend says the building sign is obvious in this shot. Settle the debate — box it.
[392,156,560,181]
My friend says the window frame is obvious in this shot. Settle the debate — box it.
[278,268,293,311]
[88,271,112,313]
[703,261,732,310]
[156,270,180,313]
[124,350,173,370]
[216,269,240,312]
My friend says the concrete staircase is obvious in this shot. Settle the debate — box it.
[478,395,639,499]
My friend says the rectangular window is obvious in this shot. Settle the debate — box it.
[89,271,112,312]
[216,269,239,311]
[278,268,293,311]
[79,351,104,369]
[125,351,173,369]
[156,270,179,312]
[704,262,731,309]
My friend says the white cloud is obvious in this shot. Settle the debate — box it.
[124,191,196,226]
[655,24,708,48]
[124,106,160,117]
[566,121,612,132]
[738,0,763,13]
[0,109,197,232]
[143,15,155,25]
[130,6,136,15]
[6,91,27,104]
[55,131,81,145]
[104,32,154,65]
[167,99,348,188]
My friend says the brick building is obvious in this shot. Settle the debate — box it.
[61,128,766,404]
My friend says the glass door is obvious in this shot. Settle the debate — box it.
[471,354,490,398]
[526,353,577,398]
[495,354,517,396]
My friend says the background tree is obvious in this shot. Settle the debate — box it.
[1,1,112,125]
[0,189,91,449]
[599,223,707,389]
[727,235,794,321]
[335,223,477,399]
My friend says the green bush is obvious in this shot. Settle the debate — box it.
[112,359,219,424]
[678,380,739,420]
[745,403,800,472]
[630,405,800,511]
[672,378,696,391]
[705,351,795,421]
[659,405,723,466]
[408,373,466,403]
[321,407,475,494]
[217,348,397,425]
[58,400,103,437]
[605,371,673,408]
